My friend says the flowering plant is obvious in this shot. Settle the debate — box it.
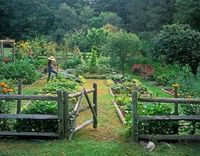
[132,64,154,78]
[0,82,13,94]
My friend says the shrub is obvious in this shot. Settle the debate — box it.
[63,55,82,69]
[132,64,154,79]
[0,60,41,84]
[152,63,180,86]
[153,23,200,74]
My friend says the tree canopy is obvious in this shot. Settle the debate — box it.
[153,23,200,74]
[1,0,199,41]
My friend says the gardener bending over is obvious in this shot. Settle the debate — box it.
[47,56,58,82]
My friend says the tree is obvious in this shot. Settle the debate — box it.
[175,0,200,31]
[64,27,108,53]
[51,3,80,42]
[0,0,13,38]
[106,31,140,76]
[91,0,128,27]
[147,0,176,31]
[125,0,149,32]
[10,0,54,40]
[89,11,125,29]
[153,23,200,74]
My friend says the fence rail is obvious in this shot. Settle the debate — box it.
[132,92,200,142]
[0,94,58,101]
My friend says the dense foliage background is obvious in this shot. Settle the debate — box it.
[1,0,200,41]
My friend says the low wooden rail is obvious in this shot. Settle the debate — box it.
[132,92,200,142]
[0,83,98,140]
[0,92,61,138]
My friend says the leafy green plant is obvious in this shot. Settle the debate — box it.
[17,36,57,59]
[0,60,41,84]
[170,66,200,134]
[15,101,58,132]
[63,55,82,69]
[110,78,150,95]
[124,102,176,135]
[43,77,79,92]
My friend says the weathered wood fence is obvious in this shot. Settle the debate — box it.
[132,92,200,142]
[0,83,97,139]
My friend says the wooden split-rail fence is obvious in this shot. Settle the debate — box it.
[131,92,200,142]
[0,83,97,140]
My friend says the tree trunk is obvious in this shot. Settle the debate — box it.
[121,59,125,77]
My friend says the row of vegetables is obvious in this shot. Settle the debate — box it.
[107,75,200,135]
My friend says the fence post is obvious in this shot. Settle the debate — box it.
[57,91,63,138]
[17,79,22,114]
[174,85,179,134]
[174,85,178,115]
[132,92,138,142]
[93,83,97,128]
[63,91,69,140]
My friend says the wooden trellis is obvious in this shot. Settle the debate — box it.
[0,39,16,62]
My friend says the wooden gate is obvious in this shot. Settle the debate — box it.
[65,83,97,140]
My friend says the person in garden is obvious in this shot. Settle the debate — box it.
[47,56,58,82]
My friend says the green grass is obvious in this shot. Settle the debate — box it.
[1,78,200,156]
[131,75,172,98]
[0,139,200,156]
[22,77,47,95]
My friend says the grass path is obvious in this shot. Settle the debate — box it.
[21,77,125,141]
[75,79,124,141]
[22,76,47,95]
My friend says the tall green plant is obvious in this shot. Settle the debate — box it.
[89,48,97,72]
[105,31,140,76]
